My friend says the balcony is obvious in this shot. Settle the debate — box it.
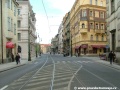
[80,28,88,34]
[95,29,105,34]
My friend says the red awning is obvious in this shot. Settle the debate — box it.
[6,42,14,48]
[81,45,88,48]
[91,45,105,48]
[74,46,81,49]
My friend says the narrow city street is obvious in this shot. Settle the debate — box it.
[0,54,120,90]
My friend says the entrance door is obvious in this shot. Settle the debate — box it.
[112,33,116,51]
[84,48,86,55]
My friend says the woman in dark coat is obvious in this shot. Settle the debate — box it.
[15,53,20,65]
[108,51,113,64]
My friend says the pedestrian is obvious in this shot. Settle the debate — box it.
[113,52,116,62]
[11,53,14,62]
[108,51,113,64]
[15,53,20,65]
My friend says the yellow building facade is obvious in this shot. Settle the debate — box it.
[70,0,107,56]
[0,0,18,63]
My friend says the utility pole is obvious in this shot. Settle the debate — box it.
[28,12,31,61]
[1,0,3,63]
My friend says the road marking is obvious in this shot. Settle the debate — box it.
[0,85,8,90]
[34,62,38,64]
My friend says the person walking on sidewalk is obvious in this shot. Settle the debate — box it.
[113,52,116,62]
[15,53,20,65]
[108,51,113,64]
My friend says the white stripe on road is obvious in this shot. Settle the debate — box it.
[0,85,8,90]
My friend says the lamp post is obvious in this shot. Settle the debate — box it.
[28,12,31,61]
[1,0,3,63]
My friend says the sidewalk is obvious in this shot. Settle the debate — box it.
[82,56,120,70]
[0,57,38,72]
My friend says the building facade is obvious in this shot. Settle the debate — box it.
[58,23,63,54]
[40,44,51,54]
[63,12,71,56]
[16,0,37,60]
[51,34,59,54]
[70,0,107,56]
[106,0,120,63]
[0,0,18,63]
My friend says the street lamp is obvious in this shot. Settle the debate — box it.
[1,0,4,63]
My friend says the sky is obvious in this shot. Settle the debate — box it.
[29,0,75,44]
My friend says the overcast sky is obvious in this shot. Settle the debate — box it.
[29,0,75,44]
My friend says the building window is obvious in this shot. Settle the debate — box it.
[14,5,16,16]
[95,11,99,17]
[11,19,13,31]
[96,24,99,29]
[90,0,92,4]
[95,0,98,5]
[96,35,98,41]
[111,0,115,14]
[17,20,21,28]
[90,23,93,29]
[100,12,104,18]
[101,24,104,29]
[91,35,93,41]
[90,11,93,17]
[102,35,104,41]
[8,17,11,31]
[82,10,86,17]
[18,33,21,41]
[11,0,12,10]
[7,0,10,9]
[18,9,21,15]
[101,1,103,6]
[14,24,16,35]
[82,23,85,28]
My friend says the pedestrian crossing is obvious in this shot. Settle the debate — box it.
[55,61,93,64]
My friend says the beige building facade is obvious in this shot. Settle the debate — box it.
[70,0,107,56]
[0,0,18,63]
[40,44,51,54]
[16,0,37,60]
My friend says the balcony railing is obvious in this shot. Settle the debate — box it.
[80,28,88,34]
[95,29,105,34]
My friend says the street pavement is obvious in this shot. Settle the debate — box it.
[0,55,120,72]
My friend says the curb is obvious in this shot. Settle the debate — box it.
[0,63,26,73]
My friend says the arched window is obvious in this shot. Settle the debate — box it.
[90,0,92,4]
[96,24,99,29]
[90,11,93,16]
[82,23,85,28]
[101,24,104,29]
[91,35,93,41]
[90,23,93,29]
[102,35,104,41]
[101,1,103,6]
[95,0,98,5]
[96,35,98,41]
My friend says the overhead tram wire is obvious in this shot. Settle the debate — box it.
[41,0,51,33]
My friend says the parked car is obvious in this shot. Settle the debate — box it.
[99,53,107,60]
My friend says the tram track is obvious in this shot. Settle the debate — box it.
[4,55,84,90]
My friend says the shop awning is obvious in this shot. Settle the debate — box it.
[81,44,88,48]
[6,42,14,48]
[74,46,81,49]
[91,45,106,48]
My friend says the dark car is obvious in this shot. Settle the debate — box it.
[99,53,107,60]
